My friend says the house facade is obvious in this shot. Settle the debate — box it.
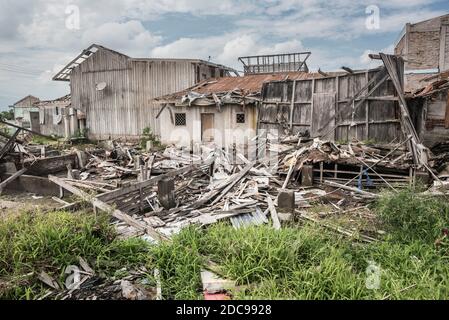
[35,95,84,138]
[53,44,235,141]
[12,95,40,132]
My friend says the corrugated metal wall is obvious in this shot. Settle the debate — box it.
[70,48,221,140]
[39,106,66,137]
[260,70,403,143]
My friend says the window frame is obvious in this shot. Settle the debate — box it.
[236,112,246,124]
[174,112,187,126]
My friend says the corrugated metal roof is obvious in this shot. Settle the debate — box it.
[156,71,339,102]
[34,94,71,108]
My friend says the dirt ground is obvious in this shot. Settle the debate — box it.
[0,190,60,217]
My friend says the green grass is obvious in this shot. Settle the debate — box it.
[2,189,449,300]
[375,188,449,243]
[30,135,59,145]
[0,210,151,299]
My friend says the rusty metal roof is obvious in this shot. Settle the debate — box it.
[34,94,71,108]
[156,71,337,102]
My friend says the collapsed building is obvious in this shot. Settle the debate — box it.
[154,71,326,149]
[10,94,83,139]
[52,44,237,141]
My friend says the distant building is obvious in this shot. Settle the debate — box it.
[53,44,237,140]
[35,95,82,138]
[395,13,449,92]
[238,52,310,75]
[12,95,40,132]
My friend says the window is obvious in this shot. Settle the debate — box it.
[236,113,245,124]
[175,113,186,126]
[55,107,59,116]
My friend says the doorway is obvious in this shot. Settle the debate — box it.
[201,113,215,142]
[29,111,41,134]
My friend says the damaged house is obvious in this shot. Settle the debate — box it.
[35,95,85,138]
[154,53,323,149]
[408,70,449,147]
[12,95,40,132]
[53,44,236,141]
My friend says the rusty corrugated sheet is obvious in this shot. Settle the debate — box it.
[156,71,345,101]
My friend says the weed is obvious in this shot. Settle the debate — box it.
[375,188,449,243]
[0,210,151,299]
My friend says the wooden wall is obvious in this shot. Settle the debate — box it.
[411,89,449,147]
[260,70,403,143]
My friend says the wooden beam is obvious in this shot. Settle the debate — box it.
[323,180,379,198]
[0,128,20,160]
[48,175,166,241]
[342,66,354,74]
[0,168,27,193]
[445,92,449,129]
[289,80,296,130]
[0,119,56,140]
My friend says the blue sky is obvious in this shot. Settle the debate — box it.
[0,0,448,110]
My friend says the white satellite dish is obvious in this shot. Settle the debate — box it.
[95,82,107,91]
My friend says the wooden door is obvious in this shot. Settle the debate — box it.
[29,111,41,134]
[201,113,215,142]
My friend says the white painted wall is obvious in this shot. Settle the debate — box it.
[159,104,258,150]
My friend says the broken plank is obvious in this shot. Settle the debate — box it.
[0,168,27,193]
[48,175,166,241]
[266,196,281,230]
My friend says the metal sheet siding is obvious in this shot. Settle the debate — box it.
[70,48,203,140]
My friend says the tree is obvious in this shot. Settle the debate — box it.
[0,109,14,121]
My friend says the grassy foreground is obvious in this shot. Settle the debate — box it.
[1,189,449,300]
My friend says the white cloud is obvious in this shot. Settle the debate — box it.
[150,33,304,69]
[0,0,446,108]
[81,20,162,57]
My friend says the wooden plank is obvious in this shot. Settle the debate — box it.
[48,175,166,241]
[445,92,449,129]
[266,196,281,230]
[98,164,201,202]
[0,129,20,160]
[0,168,27,193]
[289,80,296,130]
[323,180,379,198]
[440,25,448,72]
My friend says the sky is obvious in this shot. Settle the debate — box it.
[0,0,447,110]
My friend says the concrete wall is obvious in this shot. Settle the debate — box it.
[159,104,258,149]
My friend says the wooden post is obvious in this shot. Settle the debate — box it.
[134,156,141,171]
[289,80,296,131]
[319,162,324,183]
[365,71,370,140]
[301,164,314,187]
[158,178,176,210]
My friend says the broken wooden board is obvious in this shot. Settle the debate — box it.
[48,175,167,242]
